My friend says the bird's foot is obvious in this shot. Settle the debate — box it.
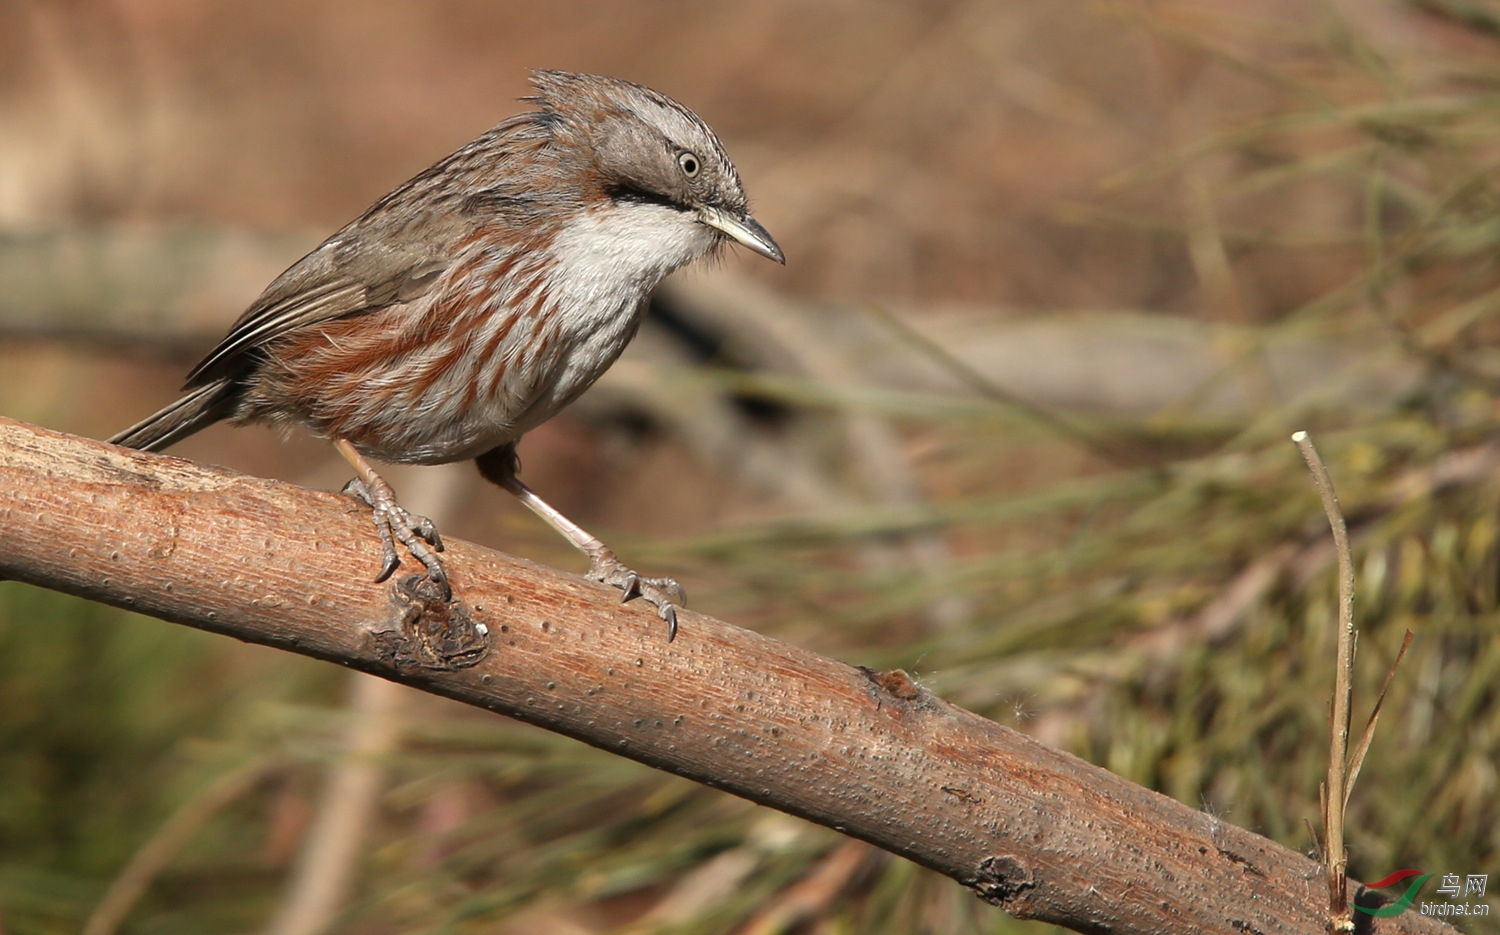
[585,547,685,641]
[343,476,449,600]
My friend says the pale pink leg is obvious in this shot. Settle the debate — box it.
[335,438,448,597]
[476,446,683,639]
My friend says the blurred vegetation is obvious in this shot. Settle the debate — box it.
[3,2,1500,934]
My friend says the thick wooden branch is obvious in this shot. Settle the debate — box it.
[0,417,1451,935]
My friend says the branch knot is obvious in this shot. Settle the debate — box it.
[967,854,1036,907]
[372,574,490,670]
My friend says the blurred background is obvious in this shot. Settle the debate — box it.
[2,1,1499,933]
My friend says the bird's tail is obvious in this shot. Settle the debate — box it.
[109,380,239,452]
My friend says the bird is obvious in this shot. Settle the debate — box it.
[110,70,784,639]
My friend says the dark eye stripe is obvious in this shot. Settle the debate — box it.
[605,183,688,211]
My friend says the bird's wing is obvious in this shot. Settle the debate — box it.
[182,229,454,387]
[183,113,560,389]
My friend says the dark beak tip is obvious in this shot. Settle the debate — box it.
[738,214,786,265]
[747,216,785,265]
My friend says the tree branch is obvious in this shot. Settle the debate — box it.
[0,416,1453,935]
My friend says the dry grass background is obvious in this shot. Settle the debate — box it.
[2,1,1499,933]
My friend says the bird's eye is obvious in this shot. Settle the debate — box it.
[678,152,700,177]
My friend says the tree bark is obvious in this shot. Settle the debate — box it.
[0,416,1454,935]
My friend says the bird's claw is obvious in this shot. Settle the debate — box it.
[343,477,450,600]
[586,548,684,641]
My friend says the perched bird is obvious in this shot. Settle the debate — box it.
[111,70,783,638]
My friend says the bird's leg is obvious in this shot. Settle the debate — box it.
[334,438,448,599]
[476,446,683,640]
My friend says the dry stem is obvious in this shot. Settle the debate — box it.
[1292,430,1357,933]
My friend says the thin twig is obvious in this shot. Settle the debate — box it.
[1292,429,1357,933]
[1345,629,1415,808]
[81,759,280,935]
[1304,817,1324,864]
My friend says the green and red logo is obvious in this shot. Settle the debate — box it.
[1357,870,1432,917]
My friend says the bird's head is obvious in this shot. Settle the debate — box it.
[528,70,784,266]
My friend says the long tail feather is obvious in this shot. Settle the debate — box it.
[109,380,238,452]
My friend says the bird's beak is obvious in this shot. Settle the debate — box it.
[698,205,785,264]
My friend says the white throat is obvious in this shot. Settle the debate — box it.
[547,201,716,309]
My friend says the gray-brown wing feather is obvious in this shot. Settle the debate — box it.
[183,113,558,389]
[183,229,454,387]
